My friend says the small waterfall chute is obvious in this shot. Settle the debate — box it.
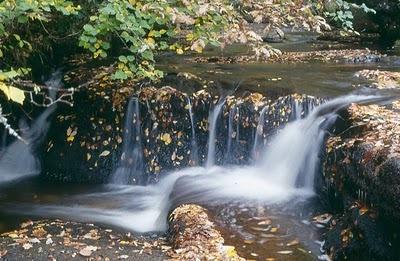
[110,97,144,185]
[205,98,226,168]
[186,96,198,166]
[0,70,61,184]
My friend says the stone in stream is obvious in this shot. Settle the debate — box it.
[320,96,400,260]
[263,27,285,43]
[168,204,244,260]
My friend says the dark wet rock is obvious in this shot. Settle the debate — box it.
[394,40,400,55]
[324,204,396,261]
[168,204,244,260]
[263,27,285,43]
[41,66,323,184]
[321,101,400,260]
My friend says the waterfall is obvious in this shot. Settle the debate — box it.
[110,97,144,184]
[5,94,390,233]
[0,71,60,184]
[236,106,240,143]
[186,96,198,165]
[225,105,236,164]
[205,98,226,168]
[252,105,269,160]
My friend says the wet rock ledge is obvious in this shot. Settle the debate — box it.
[42,67,323,184]
[321,92,400,260]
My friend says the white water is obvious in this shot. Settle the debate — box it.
[205,98,226,168]
[4,94,389,232]
[186,96,199,165]
[0,71,60,184]
[252,105,269,160]
[110,97,144,184]
[225,105,236,164]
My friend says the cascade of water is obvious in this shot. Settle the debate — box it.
[252,105,269,159]
[186,96,198,165]
[225,105,236,164]
[0,71,61,183]
[205,98,226,168]
[236,106,240,143]
[110,97,144,184]
[259,94,386,190]
[6,94,390,233]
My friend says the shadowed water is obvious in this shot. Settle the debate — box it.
[0,71,61,184]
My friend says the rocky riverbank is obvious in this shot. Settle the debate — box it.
[0,220,168,260]
[320,75,400,260]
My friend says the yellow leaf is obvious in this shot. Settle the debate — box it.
[0,82,25,104]
[160,133,172,145]
[186,33,194,41]
[100,150,110,157]
[176,48,184,55]
[145,37,155,47]
[190,39,205,53]
[67,135,75,142]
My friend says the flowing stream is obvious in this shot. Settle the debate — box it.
[205,98,226,168]
[0,94,387,230]
[110,97,144,184]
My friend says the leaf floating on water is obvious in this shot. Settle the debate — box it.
[270,227,278,233]
[277,250,293,255]
[257,220,272,225]
[286,239,299,246]
[99,150,110,157]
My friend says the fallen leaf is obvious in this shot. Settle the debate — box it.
[22,243,33,250]
[79,245,97,257]
[100,150,110,157]
[277,250,293,255]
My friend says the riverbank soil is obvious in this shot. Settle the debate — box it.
[0,220,168,260]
